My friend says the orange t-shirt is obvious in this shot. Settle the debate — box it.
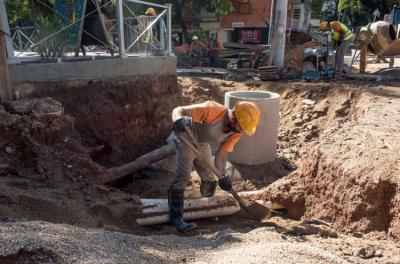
[188,101,241,152]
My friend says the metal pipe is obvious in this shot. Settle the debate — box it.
[268,0,276,45]
[166,4,172,55]
[117,0,126,57]
[0,0,14,58]
[17,28,23,51]
[125,0,169,9]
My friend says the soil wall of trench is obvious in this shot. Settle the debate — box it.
[9,57,181,166]
[261,83,400,240]
[0,57,181,232]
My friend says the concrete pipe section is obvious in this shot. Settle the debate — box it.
[225,91,280,165]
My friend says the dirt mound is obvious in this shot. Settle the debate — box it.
[266,88,400,239]
[0,98,141,232]
[1,97,101,186]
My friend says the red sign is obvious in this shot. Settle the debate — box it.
[239,29,261,43]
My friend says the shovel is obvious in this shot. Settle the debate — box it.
[180,127,271,221]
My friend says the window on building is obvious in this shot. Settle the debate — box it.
[234,0,251,13]
[293,8,301,19]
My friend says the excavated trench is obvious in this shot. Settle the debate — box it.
[1,75,399,240]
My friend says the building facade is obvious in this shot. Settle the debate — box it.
[201,0,312,45]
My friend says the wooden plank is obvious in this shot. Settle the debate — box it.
[259,66,278,70]
[223,42,270,50]
[259,70,278,74]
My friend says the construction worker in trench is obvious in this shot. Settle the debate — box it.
[319,21,354,76]
[168,100,261,233]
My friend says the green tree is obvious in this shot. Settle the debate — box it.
[5,0,55,27]
[311,0,324,14]
[155,0,233,44]
[336,0,400,27]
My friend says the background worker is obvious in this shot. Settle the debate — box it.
[142,7,157,53]
[168,100,261,233]
[207,33,221,68]
[319,21,354,76]
[189,35,206,66]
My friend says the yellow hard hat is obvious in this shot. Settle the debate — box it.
[319,21,329,31]
[233,101,261,136]
[145,7,156,15]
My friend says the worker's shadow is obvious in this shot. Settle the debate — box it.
[228,157,296,190]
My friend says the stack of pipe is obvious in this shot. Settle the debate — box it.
[136,190,283,225]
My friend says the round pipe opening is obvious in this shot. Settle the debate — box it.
[225,91,280,165]
[226,91,280,100]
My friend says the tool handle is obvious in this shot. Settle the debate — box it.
[179,135,223,180]
[180,127,252,214]
[183,127,224,180]
[230,189,248,208]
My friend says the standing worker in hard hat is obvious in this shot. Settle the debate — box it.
[207,33,222,68]
[143,7,157,53]
[168,100,261,233]
[319,21,354,76]
[189,36,207,66]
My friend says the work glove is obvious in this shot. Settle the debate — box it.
[218,175,232,191]
[173,116,192,133]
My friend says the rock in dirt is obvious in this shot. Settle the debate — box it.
[294,118,303,126]
[313,99,329,116]
[32,97,63,116]
[5,146,15,154]
[302,99,316,106]
[289,223,338,238]
[352,247,376,259]
[8,97,63,116]
[9,99,36,115]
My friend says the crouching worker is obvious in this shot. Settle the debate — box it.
[319,21,354,76]
[168,100,261,233]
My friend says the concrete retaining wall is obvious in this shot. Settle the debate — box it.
[9,57,180,166]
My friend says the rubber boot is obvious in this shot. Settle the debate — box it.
[200,180,217,197]
[168,188,197,233]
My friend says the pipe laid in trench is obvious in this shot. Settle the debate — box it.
[101,144,175,184]
[137,190,284,225]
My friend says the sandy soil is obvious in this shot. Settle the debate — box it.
[1,219,399,264]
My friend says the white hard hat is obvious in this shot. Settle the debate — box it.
[192,35,199,40]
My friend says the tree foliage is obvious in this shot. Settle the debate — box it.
[316,0,400,28]
[5,0,56,27]
[152,0,233,43]
[311,0,324,14]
